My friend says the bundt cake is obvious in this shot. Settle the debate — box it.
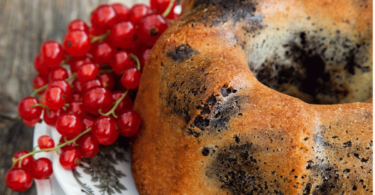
[132,0,373,194]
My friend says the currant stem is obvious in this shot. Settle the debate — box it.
[18,157,22,168]
[66,73,77,82]
[99,89,129,119]
[99,69,114,74]
[30,73,76,97]
[31,103,50,115]
[12,128,92,168]
[130,54,141,71]
[162,0,175,18]
[31,85,48,97]
[31,103,46,108]
[90,31,110,43]
[167,19,175,24]
[60,55,72,65]
[33,145,39,151]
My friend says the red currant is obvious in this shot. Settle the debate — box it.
[72,79,83,93]
[32,75,48,95]
[56,113,83,139]
[98,73,116,91]
[167,12,178,20]
[67,19,89,34]
[40,41,65,68]
[150,0,177,20]
[59,136,75,151]
[59,146,82,170]
[82,115,96,130]
[117,109,141,137]
[137,47,151,69]
[76,63,99,83]
[67,101,87,118]
[48,80,73,102]
[112,91,133,116]
[38,135,55,150]
[44,86,66,110]
[39,92,46,104]
[82,87,113,115]
[108,51,134,74]
[121,68,142,89]
[124,38,144,53]
[43,108,65,126]
[12,151,33,171]
[22,118,41,127]
[109,22,136,49]
[31,158,53,179]
[5,168,33,191]
[92,116,119,145]
[89,27,103,36]
[111,3,130,21]
[72,93,82,101]
[90,40,116,65]
[77,133,99,158]
[68,56,93,73]
[90,5,118,31]
[64,31,91,57]
[34,54,49,77]
[136,14,169,46]
[18,97,43,121]
[129,4,153,24]
[81,79,103,94]
[48,67,69,81]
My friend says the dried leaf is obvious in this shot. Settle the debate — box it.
[94,184,106,189]
[91,165,99,172]
[116,170,126,177]
[109,181,116,187]
[102,145,113,154]
[83,168,92,175]
[115,152,126,162]
[81,158,90,163]
[108,167,116,176]
[91,177,98,182]
[107,187,115,195]
[81,189,93,195]
[90,156,100,166]
[100,178,108,186]
[99,166,106,172]
[100,159,109,167]
[108,175,118,183]
[117,182,127,190]
[105,154,117,164]
[114,147,122,153]
[72,169,94,194]
[73,169,82,178]
[114,187,121,193]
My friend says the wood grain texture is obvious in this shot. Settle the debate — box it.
[0,0,147,194]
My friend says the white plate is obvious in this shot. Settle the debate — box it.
[33,121,139,195]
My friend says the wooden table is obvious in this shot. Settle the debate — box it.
[0,0,147,194]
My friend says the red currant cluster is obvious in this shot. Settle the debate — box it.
[5,0,179,192]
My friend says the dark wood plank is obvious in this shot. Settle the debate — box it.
[0,0,147,194]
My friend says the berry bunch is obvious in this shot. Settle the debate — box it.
[6,0,179,192]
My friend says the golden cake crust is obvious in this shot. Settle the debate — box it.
[131,0,372,194]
